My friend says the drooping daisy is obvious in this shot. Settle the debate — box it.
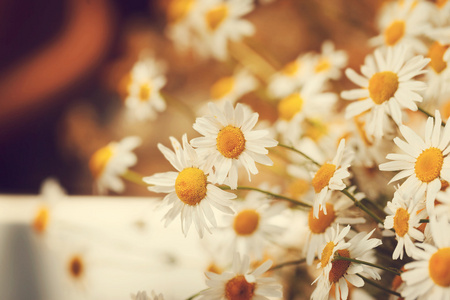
[89,136,141,194]
[379,111,450,215]
[369,0,431,53]
[209,68,258,106]
[218,185,287,260]
[191,101,278,189]
[143,134,236,238]
[401,217,450,300]
[199,253,283,300]
[304,187,366,265]
[341,45,430,139]
[195,0,255,61]
[131,291,164,300]
[125,54,167,122]
[311,139,353,218]
[383,189,426,260]
[312,225,382,300]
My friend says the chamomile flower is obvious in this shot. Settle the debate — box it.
[369,0,430,53]
[312,40,348,82]
[379,111,450,215]
[199,253,282,300]
[143,134,236,238]
[209,68,258,106]
[195,0,255,61]
[401,217,450,300]
[131,291,164,300]
[383,189,426,260]
[311,139,353,218]
[341,45,430,139]
[304,188,366,265]
[89,136,141,194]
[424,40,450,103]
[219,186,287,260]
[125,55,167,122]
[191,101,278,189]
[312,225,382,300]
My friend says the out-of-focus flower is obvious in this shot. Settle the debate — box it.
[199,253,282,300]
[423,40,450,104]
[191,101,277,189]
[380,111,450,215]
[341,45,429,139]
[131,291,164,300]
[143,134,236,238]
[209,68,258,106]
[89,136,141,194]
[311,40,348,82]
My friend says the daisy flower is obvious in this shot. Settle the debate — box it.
[312,225,382,300]
[379,111,450,215]
[304,187,366,265]
[311,40,348,82]
[218,185,287,260]
[195,0,255,61]
[209,68,258,106]
[311,139,353,218]
[125,54,167,122]
[143,134,236,238]
[383,189,426,260]
[131,291,164,300]
[89,136,141,194]
[199,253,282,300]
[369,0,430,53]
[191,101,278,189]
[341,45,430,139]
[401,217,450,300]
[423,40,450,103]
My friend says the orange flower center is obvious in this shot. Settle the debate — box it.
[415,147,444,183]
[429,247,450,287]
[211,76,234,99]
[312,163,336,193]
[205,4,228,31]
[368,71,399,105]
[428,41,449,74]
[139,83,152,101]
[225,275,256,300]
[393,207,410,237]
[89,145,114,178]
[282,61,299,77]
[167,0,194,23]
[175,168,207,205]
[315,58,331,73]
[329,249,351,283]
[216,125,246,159]
[288,178,310,198]
[308,203,336,234]
[384,20,405,46]
[233,209,260,236]
[32,206,49,234]
[278,94,303,121]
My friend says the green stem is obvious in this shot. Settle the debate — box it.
[340,189,385,224]
[418,106,447,127]
[357,274,401,298]
[419,219,430,223]
[121,170,147,187]
[277,143,321,166]
[334,255,402,275]
[221,186,311,208]
[269,258,306,271]
[185,289,207,300]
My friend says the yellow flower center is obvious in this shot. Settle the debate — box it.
[288,178,310,198]
[428,41,449,74]
[415,147,444,183]
[312,163,336,193]
[278,94,303,121]
[139,83,152,102]
[89,145,114,179]
[393,207,410,237]
[308,203,336,234]
[436,0,449,8]
[315,58,331,73]
[175,167,207,206]
[441,100,450,120]
[384,20,405,46]
[282,60,299,77]
[304,118,328,141]
[210,76,235,99]
[321,241,335,267]
[32,206,49,234]
[205,4,228,31]
[68,255,84,279]
[429,247,450,287]
[216,125,246,159]
[233,209,260,236]
[167,0,194,23]
[225,275,256,300]
[329,249,351,283]
[368,71,399,105]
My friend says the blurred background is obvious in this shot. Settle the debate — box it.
[0,0,381,196]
